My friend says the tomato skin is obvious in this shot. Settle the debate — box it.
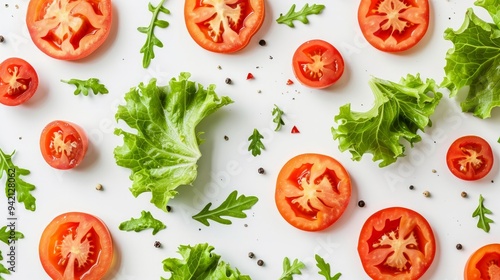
[465,243,500,280]
[40,120,89,170]
[39,212,113,280]
[275,153,351,231]
[292,40,345,89]
[0,57,39,106]
[358,0,430,52]
[446,135,494,181]
[26,0,113,60]
[184,0,265,53]
[358,207,436,280]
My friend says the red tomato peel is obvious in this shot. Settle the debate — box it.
[446,135,494,181]
[0,57,39,106]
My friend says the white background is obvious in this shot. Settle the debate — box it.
[1,0,500,279]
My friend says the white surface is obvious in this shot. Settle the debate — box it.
[1,0,499,279]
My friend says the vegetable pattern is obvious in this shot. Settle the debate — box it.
[61,78,109,96]
[119,210,166,235]
[473,194,494,233]
[138,0,170,68]
[277,4,325,27]
[0,149,36,211]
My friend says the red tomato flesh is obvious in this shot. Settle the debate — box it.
[446,135,494,181]
[465,243,500,280]
[0,57,39,106]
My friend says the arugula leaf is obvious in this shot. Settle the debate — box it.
[473,194,494,232]
[61,78,109,96]
[272,105,285,131]
[138,0,170,68]
[192,190,258,226]
[114,72,233,211]
[119,210,166,235]
[0,149,36,211]
[332,74,442,167]
[442,5,500,118]
[248,129,265,156]
[315,254,341,280]
[277,4,325,28]
[0,253,9,277]
[279,257,305,280]
[0,226,23,245]
[162,243,251,280]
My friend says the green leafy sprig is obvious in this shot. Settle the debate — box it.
[272,105,285,131]
[0,149,36,211]
[61,78,109,96]
[473,194,494,232]
[316,254,341,280]
[277,4,325,27]
[248,129,265,156]
[279,257,305,280]
[138,0,170,68]
[119,210,166,235]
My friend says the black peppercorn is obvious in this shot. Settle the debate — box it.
[154,241,161,248]
[258,167,265,174]
[358,200,365,207]
[257,259,264,266]
[248,252,255,259]
[166,205,172,212]
[224,135,229,141]
[461,191,467,198]
[456,243,463,250]
[0,35,4,43]
[225,78,232,84]
[258,39,266,46]
[409,185,415,190]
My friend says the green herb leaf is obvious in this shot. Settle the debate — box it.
[279,257,305,280]
[316,254,341,280]
[475,0,500,28]
[138,0,170,68]
[332,74,442,167]
[61,78,109,96]
[0,253,9,277]
[192,190,258,226]
[473,194,494,232]
[277,4,325,28]
[248,128,265,156]
[272,104,285,131]
[0,226,23,245]
[0,149,36,211]
[119,210,166,235]
[162,243,251,280]
[114,72,232,211]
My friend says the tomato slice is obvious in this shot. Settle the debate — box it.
[358,0,430,52]
[465,243,500,280]
[275,153,351,231]
[184,0,265,53]
[26,0,113,60]
[358,207,436,280]
[292,40,345,89]
[39,212,113,280]
[0,57,39,106]
[40,120,89,170]
[446,135,494,181]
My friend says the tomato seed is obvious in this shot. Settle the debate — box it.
[258,167,265,174]
[257,259,264,266]
[456,243,463,250]
[357,200,365,207]
[461,191,467,198]
[248,252,255,258]
[154,241,161,248]
[258,39,266,46]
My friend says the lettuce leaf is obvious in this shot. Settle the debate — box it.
[332,74,441,167]
[114,73,233,211]
[442,3,500,118]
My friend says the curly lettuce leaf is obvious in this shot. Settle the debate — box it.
[114,73,233,211]
[332,74,441,167]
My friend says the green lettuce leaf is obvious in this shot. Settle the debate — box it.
[332,74,441,167]
[114,73,233,211]
[475,0,500,28]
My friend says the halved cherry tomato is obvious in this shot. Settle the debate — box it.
[446,135,494,181]
[26,0,113,60]
[465,243,500,279]
[292,39,345,89]
[0,57,39,106]
[40,120,88,170]
[39,212,113,280]
[358,207,436,280]
[275,153,351,231]
[358,0,430,52]
[184,0,265,53]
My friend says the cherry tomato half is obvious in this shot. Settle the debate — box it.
[184,0,265,53]
[275,153,351,231]
[358,0,430,52]
[0,57,39,106]
[39,212,113,280]
[26,0,113,60]
[446,135,494,181]
[465,243,500,279]
[358,207,436,280]
[40,120,89,170]
[292,39,345,89]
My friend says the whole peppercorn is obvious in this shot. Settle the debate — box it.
[257,167,265,174]
[95,183,103,190]
[257,259,264,266]
[248,252,255,259]
[409,185,415,190]
[461,191,468,198]
[166,205,172,212]
[225,78,232,84]
[423,191,430,197]
[224,135,229,141]
[456,243,463,250]
[258,39,266,46]
[0,35,4,43]
[357,200,365,207]
[154,241,161,248]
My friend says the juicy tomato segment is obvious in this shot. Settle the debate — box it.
[275,153,351,231]
[26,0,113,60]
[184,0,265,53]
[358,207,435,280]
[0,57,39,106]
[39,212,113,280]
[358,0,430,52]
[465,244,500,280]
[40,120,88,170]
[446,135,494,181]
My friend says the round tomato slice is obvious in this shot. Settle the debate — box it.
[39,212,113,280]
[0,57,39,106]
[275,153,351,231]
[40,120,89,170]
[358,207,436,280]
[358,0,430,52]
[26,0,113,60]
[446,135,494,181]
[184,0,265,53]
[465,243,500,279]
[292,39,345,89]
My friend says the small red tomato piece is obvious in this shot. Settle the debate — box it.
[0,57,39,106]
